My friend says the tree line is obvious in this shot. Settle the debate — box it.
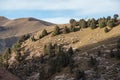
[36,14,119,40]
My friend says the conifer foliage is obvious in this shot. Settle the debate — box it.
[52,25,60,36]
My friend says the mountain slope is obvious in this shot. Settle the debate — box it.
[0,17,54,54]
[1,17,120,80]
[20,24,120,58]
[0,16,9,25]
[0,17,54,38]
[6,24,120,80]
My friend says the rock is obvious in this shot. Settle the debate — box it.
[26,73,40,80]
[103,50,111,53]
[53,74,67,80]
[112,48,118,52]
[82,52,88,56]
[52,74,74,80]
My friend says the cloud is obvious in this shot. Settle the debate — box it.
[0,0,119,23]
[0,0,119,11]
[43,17,72,24]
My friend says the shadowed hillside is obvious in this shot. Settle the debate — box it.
[0,67,20,80]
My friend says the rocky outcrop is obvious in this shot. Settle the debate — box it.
[0,67,20,80]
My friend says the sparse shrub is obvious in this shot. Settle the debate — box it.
[19,34,30,42]
[74,69,85,80]
[2,48,11,68]
[43,43,53,55]
[15,52,22,61]
[110,49,120,59]
[39,67,45,80]
[104,27,109,33]
[12,41,21,51]
[54,44,62,54]
[39,35,43,39]
[62,26,69,34]
[48,58,59,73]
[0,55,3,67]
[110,50,115,58]
[97,51,101,57]
[69,25,75,32]
[115,49,120,59]
[67,47,74,56]
[52,26,60,36]
[31,36,36,42]
[68,57,74,73]
[39,54,44,63]
[3,48,11,60]
[107,20,114,28]
[89,56,98,67]
[40,29,48,38]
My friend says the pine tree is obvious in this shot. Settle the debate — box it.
[44,43,53,55]
[69,19,76,27]
[74,69,85,80]
[0,55,3,67]
[67,47,74,56]
[89,56,98,67]
[87,19,91,27]
[3,48,11,68]
[90,18,97,29]
[79,19,87,28]
[41,29,48,37]
[54,44,62,54]
[52,26,60,36]
[107,20,114,28]
[98,19,106,28]
[3,48,11,61]
[107,16,111,21]
[113,14,119,22]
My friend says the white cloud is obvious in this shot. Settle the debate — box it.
[0,0,119,11]
[0,0,119,24]
[43,17,71,24]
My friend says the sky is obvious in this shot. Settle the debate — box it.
[0,0,119,24]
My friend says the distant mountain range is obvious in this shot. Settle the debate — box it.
[0,16,54,54]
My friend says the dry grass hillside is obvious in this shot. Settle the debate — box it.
[2,17,120,80]
[0,16,9,25]
[21,24,120,58]
[0,17,54,39]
